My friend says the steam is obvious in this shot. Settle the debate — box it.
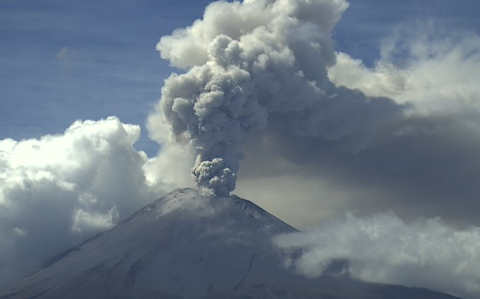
[274,213,480,299]
[153,0,403,196]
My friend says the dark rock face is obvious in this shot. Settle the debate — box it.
[0,189,462,299]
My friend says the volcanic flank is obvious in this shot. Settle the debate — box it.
[0,189,461,299]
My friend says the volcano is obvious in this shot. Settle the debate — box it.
[0,189,461,299]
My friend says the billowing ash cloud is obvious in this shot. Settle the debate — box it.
[231,21,480,229]
[0,117,163,283]
[152,0,404,196]
[274,213,480,299]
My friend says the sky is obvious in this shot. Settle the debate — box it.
[0,0,212,154]
[2,0,480,298]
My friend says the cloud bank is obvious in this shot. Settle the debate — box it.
[274,213,480,299]
[329,21,480,115]
[0,117,167,283]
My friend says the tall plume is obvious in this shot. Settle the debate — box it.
[155,0,403,196]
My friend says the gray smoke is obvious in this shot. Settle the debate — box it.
[155,0,403,196]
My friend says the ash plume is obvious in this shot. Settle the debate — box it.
[155,0,403,196]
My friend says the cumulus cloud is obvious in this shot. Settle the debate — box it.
[0,117,170,283]
[329,21,480,115]
[146,107,196,191]
[274,213,480,299]
[152,0,403,196]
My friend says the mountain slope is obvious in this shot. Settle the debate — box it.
[0,189,462,299]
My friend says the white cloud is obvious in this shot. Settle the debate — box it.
[145,106,196,191]
[0,117,179,283]
[328,22,480,115]
[274,213,480,299]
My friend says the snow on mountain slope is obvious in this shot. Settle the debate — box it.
[0,189,462,299]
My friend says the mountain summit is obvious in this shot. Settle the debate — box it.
[0,189,461,299]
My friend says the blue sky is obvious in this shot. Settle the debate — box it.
[0,0,211,154]
[1,0,479,156]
